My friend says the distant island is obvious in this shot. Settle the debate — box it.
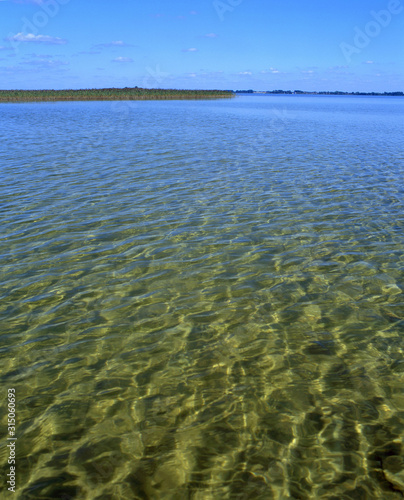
[0,87,235,103]
[236,89,404,96]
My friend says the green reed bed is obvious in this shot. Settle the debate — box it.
[0,87,235,102]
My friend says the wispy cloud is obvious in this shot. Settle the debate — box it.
[204,33,218,38]
[239,71,252,75]
[112,56,133,63]
[326,66,353,76]
[76,50,100,56]
[365,60,374,64]
[261,67,282,74]
[94,40,133,49]
[182,47,198,52]
[2,0,45,4]
[25,52,57,58]
[0,65,20,73]
[21,58,68,68]
[110,41,127,46]
[5,33,67,44]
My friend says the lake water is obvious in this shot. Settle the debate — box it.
[1,95,404,499]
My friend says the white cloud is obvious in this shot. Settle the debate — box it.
[204,33,218,38]
[112,56,133,63]
[239,71,252,75]
[5,33,67,44]
[182,48,198,52]
[365,60,374,64]
[261,67,281,74]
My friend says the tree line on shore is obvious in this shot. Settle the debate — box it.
[236,89,404,96]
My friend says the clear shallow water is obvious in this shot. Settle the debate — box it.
[1,95,404,499]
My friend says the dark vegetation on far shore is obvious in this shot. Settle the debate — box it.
[0,87,235,102]
[2,86,401,103]
[236,89,404,96]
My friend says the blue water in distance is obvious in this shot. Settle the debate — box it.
[1,95,404,499]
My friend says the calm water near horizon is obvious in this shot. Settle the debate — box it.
[1,95,404,499]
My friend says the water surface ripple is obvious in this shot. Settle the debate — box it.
[1,96,404,499]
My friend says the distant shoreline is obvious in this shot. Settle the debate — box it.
[236,90,404,96]
[1,87,402,103]
[0,87,235,103]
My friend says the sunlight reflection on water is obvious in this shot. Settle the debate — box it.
[0,96,404,499]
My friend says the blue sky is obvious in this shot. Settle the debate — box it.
[0,0,403,91]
